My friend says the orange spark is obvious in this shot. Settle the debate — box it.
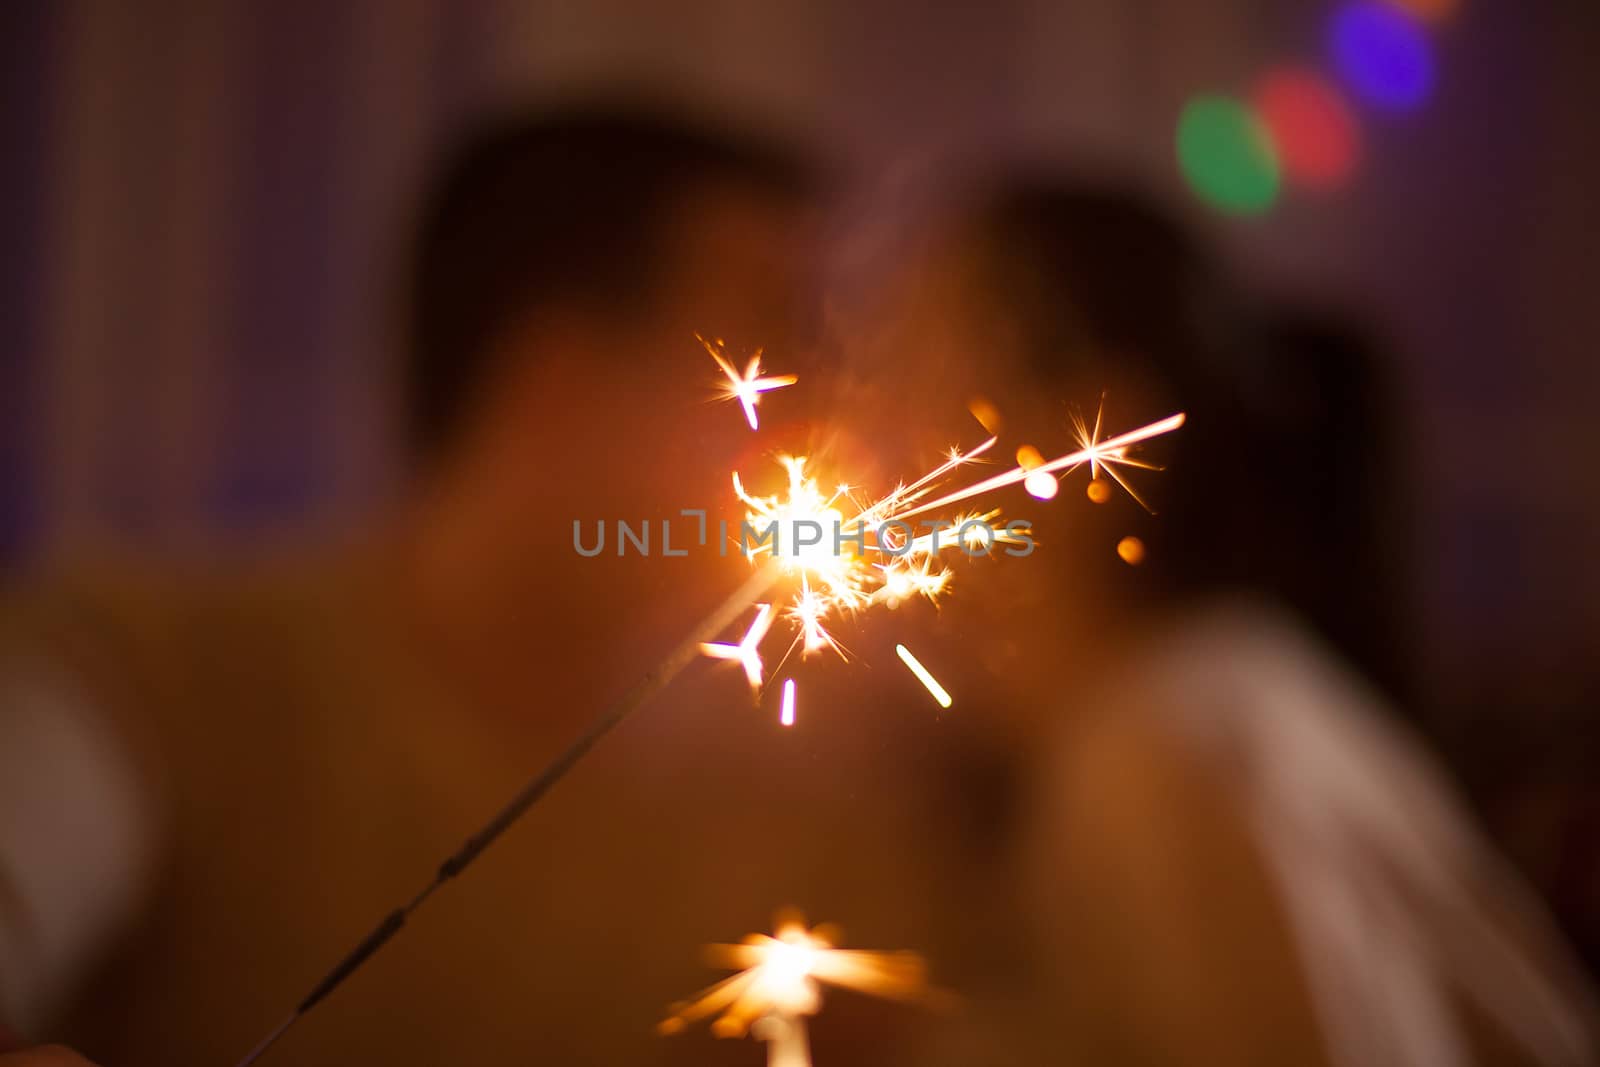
[700,604,775,690]
[701,334,797,431]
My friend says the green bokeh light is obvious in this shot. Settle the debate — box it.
[1176,96,1281,215]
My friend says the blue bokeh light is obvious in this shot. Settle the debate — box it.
[1331,1,1436,113]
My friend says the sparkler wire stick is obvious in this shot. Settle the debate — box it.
[233,560,784,1067]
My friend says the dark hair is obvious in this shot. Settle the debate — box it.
[961,182,1243,417]
[405,103,815,459]
[968,180,1414,705]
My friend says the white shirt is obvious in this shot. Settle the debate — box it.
[1144,602,1595,1067]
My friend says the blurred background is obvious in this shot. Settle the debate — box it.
[1,0,1596,965]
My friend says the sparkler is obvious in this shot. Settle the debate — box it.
[660,913,928,1067]
[703,360,1186,715]
[233,341,1184,1065]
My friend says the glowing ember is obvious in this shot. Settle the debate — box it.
[1023,469,1059,500]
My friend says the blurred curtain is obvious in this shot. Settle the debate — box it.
[1,0,466,555]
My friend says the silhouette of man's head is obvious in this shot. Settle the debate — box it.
[405,103,818,464]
